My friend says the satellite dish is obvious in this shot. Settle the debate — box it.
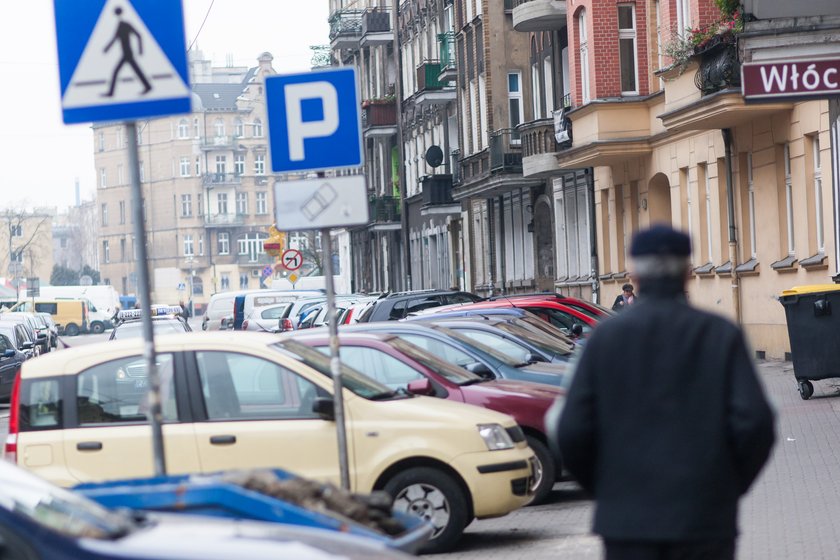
[425,145,444,168]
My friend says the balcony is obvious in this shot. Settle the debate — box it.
[361,9,393,47]
[512,0,567,32]
[438,32,457,82]
[518,118,561,179]
[362,100,398,138]
[490,129,523,173]
[201,135,238,150]
[204,213,246,228]
[202,173,242,186]
[329,9,363,50]
[368,195,401,230]
[452,132,541,200]
[415,61,456,106]
[658,39,794,134]
[420,174,460,215]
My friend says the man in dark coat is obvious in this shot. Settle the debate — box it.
[551,225,776,560]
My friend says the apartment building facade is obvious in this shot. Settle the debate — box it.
[94,51,280,309]
[555,0,838,358]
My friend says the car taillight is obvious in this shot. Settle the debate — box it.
[242,320,249,330]
[344,310,353,324]
[281,318,294,331]
[4,369,21,463]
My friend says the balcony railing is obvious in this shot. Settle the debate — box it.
[369,195,401,223]
[417,61,444,92]
[489,129,523,172]
[439,32,456,73]
[519,118,559,158]
[451,149,462,186]
[362,9,391,34]
[204,213,246,227]
[362,100,397,128]
[201,135,238,149]
[695,38,740,96]
[202,173,242,186]
[421,174,454,206]
[329,9,363,47]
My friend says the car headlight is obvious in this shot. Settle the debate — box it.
[477,423,515,451]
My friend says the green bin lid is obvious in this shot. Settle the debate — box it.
[780,284,840,297]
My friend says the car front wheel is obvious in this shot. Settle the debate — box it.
[384,467,469,554]
[526,435,557,506]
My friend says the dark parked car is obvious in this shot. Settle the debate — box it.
[356,290,483,322]
[286,331,564,505]
[0,312,48,355]
[0,322,36,360]
[0,333,25,401]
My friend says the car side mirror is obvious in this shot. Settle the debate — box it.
[312,397,335,421]
[37,333,47,340]
[3,349,14,358]
[525,352,547,364]
[21,341,33,350]
[571,323,584,337]
[465,361,493,377]
[407,378,436,396]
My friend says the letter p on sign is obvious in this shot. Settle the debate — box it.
[265,68,363,173]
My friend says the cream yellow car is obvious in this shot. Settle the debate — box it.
[6,332,535,553]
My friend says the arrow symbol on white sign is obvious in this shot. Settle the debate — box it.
[62,0,190,108]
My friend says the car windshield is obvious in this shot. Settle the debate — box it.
[112,319,186,339]
[492,322,574,355]
[561,301,605,319]
[0,463,134,539]
[384,337,482,385]
[428,326,523,367]
[271,340,401,400]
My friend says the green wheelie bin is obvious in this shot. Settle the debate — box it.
[779,284,840,400]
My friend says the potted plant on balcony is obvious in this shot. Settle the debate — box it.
[660,0,743,75]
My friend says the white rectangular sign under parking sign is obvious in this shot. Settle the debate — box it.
[274,176,369,230]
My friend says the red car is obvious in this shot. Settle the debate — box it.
[446,295,604,337]
[283,331,565,505]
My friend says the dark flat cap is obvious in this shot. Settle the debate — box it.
[630,225,691,257]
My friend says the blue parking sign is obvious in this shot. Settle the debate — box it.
[265,68,364,174]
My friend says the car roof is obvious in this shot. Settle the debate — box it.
[22,332,280,379]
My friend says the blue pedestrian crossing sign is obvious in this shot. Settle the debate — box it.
[265,67,364,174]
[54,0,192,124]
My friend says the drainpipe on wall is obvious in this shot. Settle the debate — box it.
[498,195,507,294]
[722,128,742,324]
[586,170,600,304]
[392,2,411,291]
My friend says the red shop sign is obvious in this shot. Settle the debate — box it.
[742,58,840,100]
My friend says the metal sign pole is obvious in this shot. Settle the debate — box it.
[127,121,167,477]
[322,227,350,490]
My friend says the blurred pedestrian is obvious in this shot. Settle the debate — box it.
[549,224,775,560]
[611,283,635,311]
[178,300,190,321]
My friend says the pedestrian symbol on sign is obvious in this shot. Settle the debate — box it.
[102,7,152,97]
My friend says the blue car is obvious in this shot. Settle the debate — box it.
[341,322,567,387]
[0,461,412,560]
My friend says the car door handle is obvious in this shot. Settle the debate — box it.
[76,441,103,451]
[209,435,237,445]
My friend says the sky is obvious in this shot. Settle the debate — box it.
[0,0,329,212]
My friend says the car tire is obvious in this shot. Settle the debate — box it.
[383,467,469,554]
[90,322,105,335]
[526,435,557,506]
[64,323,80,337]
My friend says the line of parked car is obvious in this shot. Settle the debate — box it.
[0,309,60,401]
[3,288,613,555]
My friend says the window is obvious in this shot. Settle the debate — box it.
[256,192,267,215]
[198,193,203,216]
[220,273,230,290]
[618,5,637,94]
[217,193,228,215]
[234,119,244,137]
[218,232,230,255]
[178,119,189,138]
[234,154,245,176]
[214,118,225,138]
[215,155,227,176]
[328,346,423,390]
[120,238,126,262]
[76,355,177,425]
[196,352,324,420]
[240,273,249,289]
[179,157,190,177]
[19,379,61,430]
[253,118,263,137]
[101,203,108,226]
[195,156,201,176]
[181,194,192,217]
[397,334,477,368]
[193,117,200,138]
[238,233,266,262]
[813,136,824,253]
[98,131,105,151]
[543,55,555,117]
[236,192,248,215]
[747,153,757,259]
[103,240,110,263]
[184,234,194,256]
[784,144,794,255]
[676,0,691,36]
[578,9,590,104]
[119,201,126,224]
[198,234,205,256]
[99,168,107,188]
[704,166,713,263]
[254,154,265,175]
[507,72,523,144]
[10,224,22,238]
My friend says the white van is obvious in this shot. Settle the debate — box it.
[202,292,239,331]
